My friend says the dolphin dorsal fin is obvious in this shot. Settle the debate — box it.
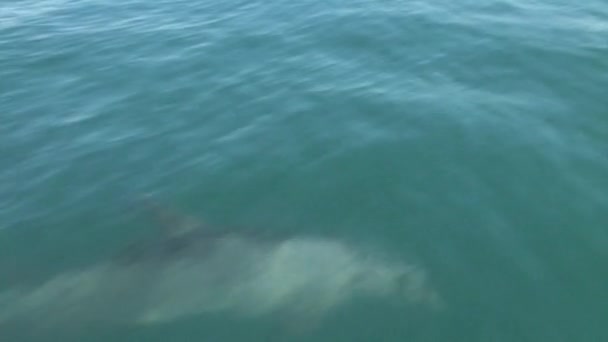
[139,196,205,239]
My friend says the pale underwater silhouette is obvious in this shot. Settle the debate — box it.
[0,198,444,338]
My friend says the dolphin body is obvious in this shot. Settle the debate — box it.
[0,199,443,337]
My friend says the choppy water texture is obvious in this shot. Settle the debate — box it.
[1,0,607,341]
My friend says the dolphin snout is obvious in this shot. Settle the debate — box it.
[397,270,445,310]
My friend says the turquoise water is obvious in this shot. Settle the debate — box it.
[1,0,607,340]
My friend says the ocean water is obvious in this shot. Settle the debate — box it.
[1,0,607,341]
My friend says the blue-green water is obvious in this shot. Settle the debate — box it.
[1,0,607,341]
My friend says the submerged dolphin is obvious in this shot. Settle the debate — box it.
[0,198,443,337]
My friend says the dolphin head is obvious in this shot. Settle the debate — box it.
[396,267,445,310]
[348,260,444,311]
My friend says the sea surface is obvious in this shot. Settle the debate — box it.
[1,0,607,341]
